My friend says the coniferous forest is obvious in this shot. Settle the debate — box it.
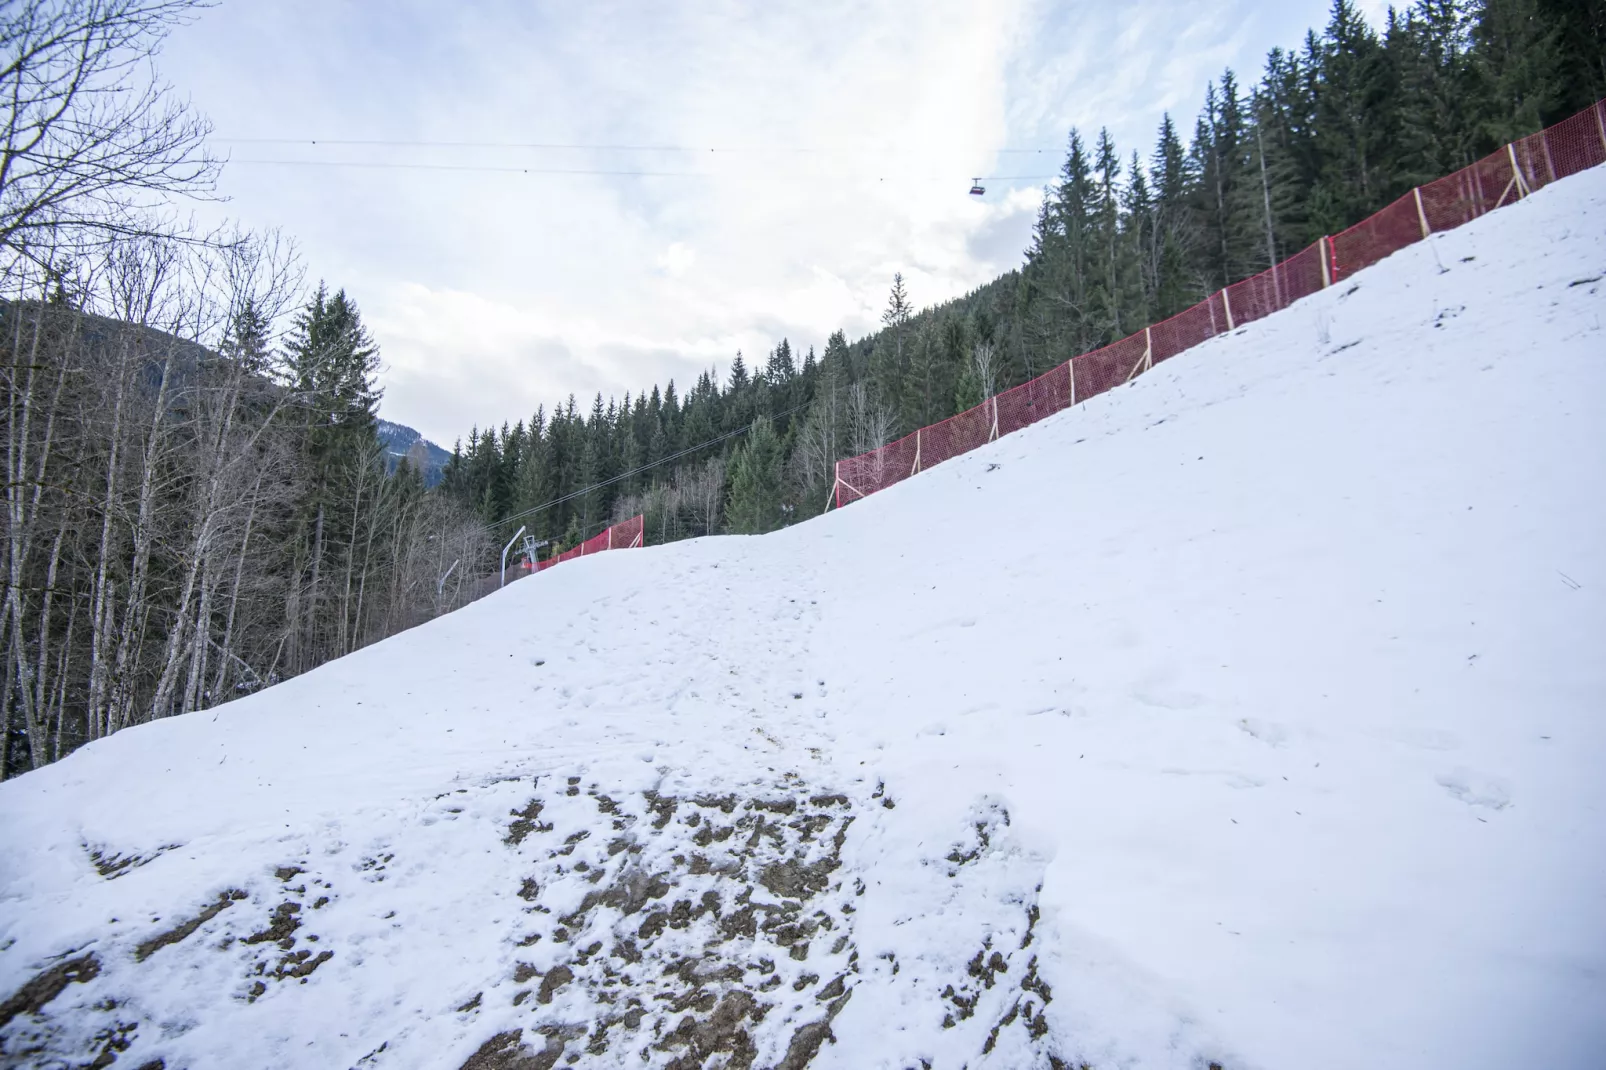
[3,0,1601,777]
[440,0,1603,547]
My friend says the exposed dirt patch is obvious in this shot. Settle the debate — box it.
[495,780,860,1068]
[460,1027,566,1070]
[0,953,101,1030]
[243,901,302,949]
[2,864,353,1066]
[134,890,247,962]
[506,799,552,847]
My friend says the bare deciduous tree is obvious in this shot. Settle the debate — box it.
[0,0,219,258]
[846,382,893,457]
[971,341,997,400]
[683,457,725,537]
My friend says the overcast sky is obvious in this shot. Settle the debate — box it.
[159,0,1389,445]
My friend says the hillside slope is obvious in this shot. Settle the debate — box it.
[377,419,452,486]
[2,168,1603,1070]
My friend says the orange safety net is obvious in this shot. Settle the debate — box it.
[535,514,645,572]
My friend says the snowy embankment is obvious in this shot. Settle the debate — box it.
[3,168,1605,1070]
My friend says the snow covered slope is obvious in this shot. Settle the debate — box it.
[3,169,1604,1070]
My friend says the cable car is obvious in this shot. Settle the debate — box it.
[969,179,986,196]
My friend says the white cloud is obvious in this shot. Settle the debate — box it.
[160,0,1352,444]
[657,243,697,278]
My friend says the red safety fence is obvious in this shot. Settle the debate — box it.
[834,99,1606,508]
[535,514,645,572]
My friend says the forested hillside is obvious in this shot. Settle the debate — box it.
[1,1,494,777]
[3,0,1600,778]
[440,0,1605,549]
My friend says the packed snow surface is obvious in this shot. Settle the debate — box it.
[3,169,1605,1070]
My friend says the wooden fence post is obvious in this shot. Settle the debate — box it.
[1506,142,1531,198]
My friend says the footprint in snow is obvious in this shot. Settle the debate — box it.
[1435,768,1511,810]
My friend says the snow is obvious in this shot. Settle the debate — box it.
[3,167,1605,1070]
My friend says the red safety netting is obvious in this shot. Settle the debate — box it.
[535,514,644,572]
[835,99,1606,508]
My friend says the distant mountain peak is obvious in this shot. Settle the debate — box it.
[377,418,451,486]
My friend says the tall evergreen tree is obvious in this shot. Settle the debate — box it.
[1149,114,1197,317]
[1309,1,1396,231]
[282,283,382,672]
[1474,0,1564,142]
[726,416,787,534]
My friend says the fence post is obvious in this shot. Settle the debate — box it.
[989,396,1001,439]
[1222,289,1235,331]
[607,525,614,551]
[911,428,922,475]
[1413,187,1430,238]
[1127,329,1153,384]
[1596,101,1606,153]
[1506,143,1531,199]
[1145,327,1153,372]
[1320,237,1333,287]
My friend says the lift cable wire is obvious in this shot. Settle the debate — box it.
[224,158,1056,181]
[216,136,1063,155]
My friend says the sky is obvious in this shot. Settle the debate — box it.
[159,0,1393,446]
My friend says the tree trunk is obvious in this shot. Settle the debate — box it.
[108,353,174,734]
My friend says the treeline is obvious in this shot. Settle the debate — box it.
[1,1,493,777]
[443,0,1602,546]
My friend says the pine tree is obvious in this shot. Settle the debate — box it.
[1255,47,1321,250]
[1392,0,1482,183]
[726,416,786,534]
[1089,128,1134,342]
[1539,0,1606,117]
[1309,1,1396,231]
[222,299,273,376]
[1474,0,1564,142]
[874,275,914,422]
[766,339,795,383]
[1191,73,1263,289]
[282,283,383,673]
[899,319,953,431]
[1024,127,1099,366]
[1150,114,1197,318]
[1122,150,1156,326]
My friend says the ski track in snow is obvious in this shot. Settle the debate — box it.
[2,168,1605,1070]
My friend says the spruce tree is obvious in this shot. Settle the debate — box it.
[1474,0,1564,142]
[1309,1,1396,230]
[1150,114,1196,318]
[1538,0,1606,117]
[874,275,914,422]
[1392,0,1482,182]
[726,416,786,534]
[282,283,382,673]
[222,299,273,376]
